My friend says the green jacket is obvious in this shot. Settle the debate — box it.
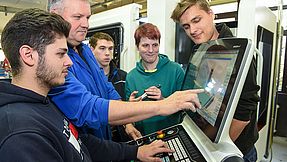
[125,54,184,135]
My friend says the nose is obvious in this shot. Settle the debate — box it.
[64,55,73,67]
[81,17,89,29]
[105,49,111,56]
[189,25,197,36]
[148,46,153,53]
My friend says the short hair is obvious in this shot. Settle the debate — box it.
[1,8,71,76]
[89,32,114,48]
[47,0,64,12]
[134,23,161,47]
[48,0,89,13]
[171,0,211,23]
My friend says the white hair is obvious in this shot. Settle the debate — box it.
[47,0,64,12]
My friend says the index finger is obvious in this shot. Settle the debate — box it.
[186,89,205,94]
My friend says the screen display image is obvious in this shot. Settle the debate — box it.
[191,51,238,126]
[182,38,250,142]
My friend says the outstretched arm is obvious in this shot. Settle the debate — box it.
[109,89,203,125]
[50,72,203,127]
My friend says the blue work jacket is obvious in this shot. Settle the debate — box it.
[49,43,121,140]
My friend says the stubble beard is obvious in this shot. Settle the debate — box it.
[36,57,63,89]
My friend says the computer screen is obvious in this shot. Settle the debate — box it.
[182,38,251,143]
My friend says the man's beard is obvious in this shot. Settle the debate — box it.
[35,58,63,89]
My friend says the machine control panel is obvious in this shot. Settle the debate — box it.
[128,126,206,162]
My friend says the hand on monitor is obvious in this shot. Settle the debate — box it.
[160,89,204,115]
[137,140,173,162]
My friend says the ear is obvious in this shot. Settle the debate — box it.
[19,45,37,66]
[90,46,95,51]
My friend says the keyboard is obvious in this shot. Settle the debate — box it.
[128,125,206,162]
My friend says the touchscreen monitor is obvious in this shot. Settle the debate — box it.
[182,38,252,143]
